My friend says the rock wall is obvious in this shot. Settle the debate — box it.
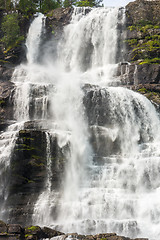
[116,0,160,104]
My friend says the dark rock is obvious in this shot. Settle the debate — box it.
[136,64,160,84]
[0,80,14,131]
[117,63,160,86]
[42,227,64,238]
[25,226,43,239]
[4,128,67,226]
[46,7,73,38]
[0,234,21,240]
[8,224,22,234]
[0,220,7,233]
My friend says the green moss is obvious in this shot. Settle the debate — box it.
[139,58,160,65]
[23,137,34,141]
[138,88,148,93]
[27,226,39,231]
[31,155,42,160]
[0,60,9,64]
[25,234,33,238]
[126,38,138,47]
[128,25,136,31]
[13,174,34,183]
[15,144,36,151]
[0,100,5,106]
[29,161,45,167]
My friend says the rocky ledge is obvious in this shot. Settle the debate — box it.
[0,221,148,240]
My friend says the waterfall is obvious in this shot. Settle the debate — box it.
[1,6,160,240]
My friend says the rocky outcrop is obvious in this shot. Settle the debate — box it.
[46,7,73,38]
[126,0,160,26]
[4,127,67,225]
[0,221,149,240]
[0,221,64,240]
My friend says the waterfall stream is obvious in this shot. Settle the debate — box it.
[1,7,160,240]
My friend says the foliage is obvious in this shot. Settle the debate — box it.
[26,226,40,231]
[63,0,76,7]
[127,20,160,62]
[18,0,37,15]
[1,13,21,48]
[41,0,60,13]
[126,38,138,47]
[75,0,103,7]
[139,58,160,65]
[0,0,13,10]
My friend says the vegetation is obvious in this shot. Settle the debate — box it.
[127,20,160,63]
[0,0,103,12]
[1,13,22,49]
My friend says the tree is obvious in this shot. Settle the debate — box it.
[18,0,37,15]
[41,0,60,13]
[1,13,21,48]
[76,0,103,7]
[0,0,14,10]
[63,0,76,7]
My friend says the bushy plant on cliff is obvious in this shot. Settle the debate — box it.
[1,13,23,49]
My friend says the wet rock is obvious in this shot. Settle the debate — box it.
[0,220,7,233]
[0,80,14,130]
[117,63,160,86]
[129,83,160,110]
[4,128,67,226]
[42,227,64,238]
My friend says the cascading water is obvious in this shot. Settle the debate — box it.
[0,13,47,220]
[32,7,160,239]
[2,6,160,240]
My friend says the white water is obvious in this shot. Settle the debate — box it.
[3,6,160,240]
[0,14,46,220]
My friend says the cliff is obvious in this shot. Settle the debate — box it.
[0,2,160,239]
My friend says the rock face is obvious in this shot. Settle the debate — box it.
[116,0,160,103]
[4,127,67,225]
[46,7,73,38]
[126,0,160,26]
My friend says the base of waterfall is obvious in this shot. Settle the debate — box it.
[0,220,148,240]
